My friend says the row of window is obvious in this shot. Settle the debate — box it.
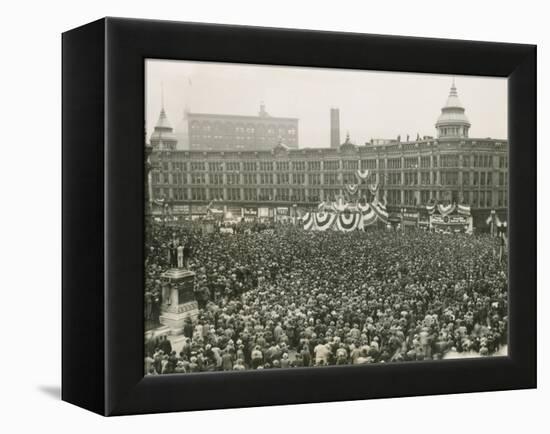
[161,154,506,172]
[157,187,507,208]
[154,170,508,187]
[440,126,468,137]
[190,135,298,142]
[162,159,378,172]
[189,122,297,136]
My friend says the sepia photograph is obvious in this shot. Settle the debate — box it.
[143,59,509,375]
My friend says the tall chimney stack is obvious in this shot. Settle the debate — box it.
[330,108,340,148]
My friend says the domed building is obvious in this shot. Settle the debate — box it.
[149,80,508,231]
[435,80,471,139]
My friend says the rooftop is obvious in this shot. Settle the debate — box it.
[187,112,299,122]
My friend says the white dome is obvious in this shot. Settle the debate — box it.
[435,82,471,137]
[436,109,470,126]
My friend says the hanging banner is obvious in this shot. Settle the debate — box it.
[300,197,392,232]
[314,212,336,231]
[436,203,456,216]
[403,212,419,221]
[368,183,379,195]
[371,199,389,223]
[302,212,315,231]
[457,204,471,216]
[431,215,469,225]
[345,183,359,195]
[356,201,370,213]
[173,205,190,214]
[360,209,378,228]
[426,203,436,214]
[356,169,370,180]
[336,211,361,232]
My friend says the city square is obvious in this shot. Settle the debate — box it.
[144,61,508,375]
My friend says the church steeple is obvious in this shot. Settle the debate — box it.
[435,80,471,139]
[150,86,178,150]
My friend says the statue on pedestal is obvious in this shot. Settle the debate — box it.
[177,243,184,268]
[158,268,199,335]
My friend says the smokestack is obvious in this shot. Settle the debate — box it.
[330,108,340,148]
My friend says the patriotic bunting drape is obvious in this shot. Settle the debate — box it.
[426,203,436,214]
[336,211,361,232]
[356,169,370,180]
[314,212,336,231]
[370,199,389,223]
[426,202,471,217]
[345,183,359,195]
[457,204,471,215]
[358,202,378,227]
[368,183,379,195]
[437,203,456,216]
[302,198,387,232]
[302,212,315,230]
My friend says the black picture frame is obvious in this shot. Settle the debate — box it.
[62,17,536,416]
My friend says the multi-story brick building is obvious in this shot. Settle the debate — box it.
[168,102,299,151]
[149,83,508,226]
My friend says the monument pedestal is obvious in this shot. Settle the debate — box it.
[158,268,199,335]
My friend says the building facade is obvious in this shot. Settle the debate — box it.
[149,84,508,225]
[170,103,299,151]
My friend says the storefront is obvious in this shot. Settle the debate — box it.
[243,207,258,222]
[172,205,190,222]
[275,207,291,223]
[402,211,419,231]
[388,213,401,231]
[430,214,472,233]
[224,206,243,222]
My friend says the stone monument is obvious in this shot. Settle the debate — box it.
[158,268,199,335]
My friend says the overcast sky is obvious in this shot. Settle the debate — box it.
[146,59,507,148]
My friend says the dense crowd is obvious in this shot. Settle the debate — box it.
[144,222,508,375]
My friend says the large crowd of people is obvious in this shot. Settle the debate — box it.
[144,221,508,375]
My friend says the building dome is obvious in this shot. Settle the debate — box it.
[150,107,178,150]
[435,81,471,138]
